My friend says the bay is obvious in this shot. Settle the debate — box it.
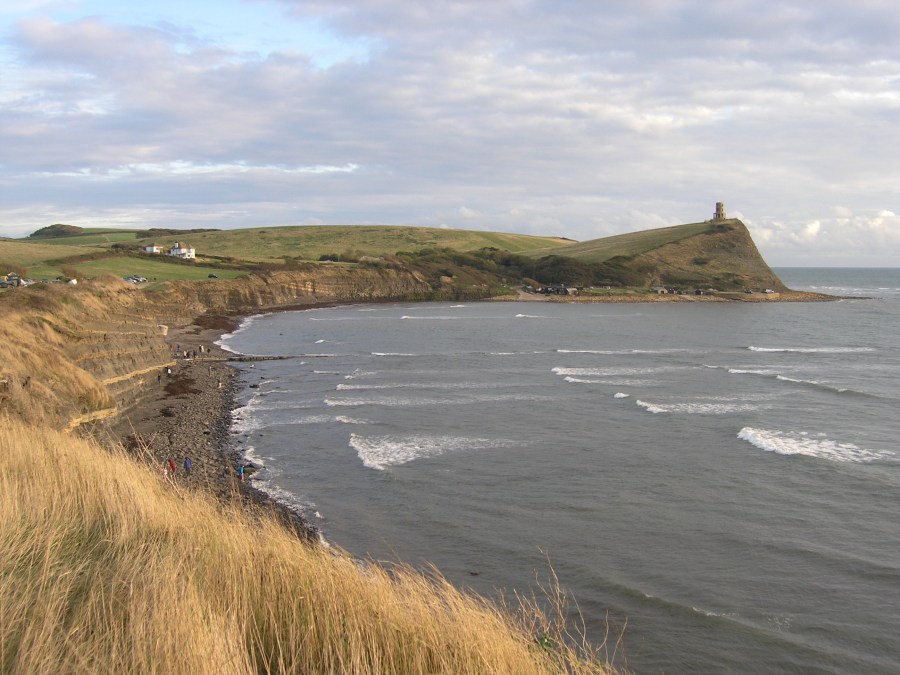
[222,268,900,673]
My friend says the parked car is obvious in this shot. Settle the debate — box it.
[207,273,218,278]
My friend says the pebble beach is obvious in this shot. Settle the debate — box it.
[106,315,317,541]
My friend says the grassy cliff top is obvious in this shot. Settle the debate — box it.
[529,221,721,263]
[5,219,787,292]
[137,225,571,262]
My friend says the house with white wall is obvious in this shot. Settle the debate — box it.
[167,242,195,259]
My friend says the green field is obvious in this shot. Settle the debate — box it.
[50,257,246,283]
[33,231,141,246]
[528,221,717,262]
[0,240,244,282]
[134,225,572,262]
[0,240,106,270]
[4,224,573,283]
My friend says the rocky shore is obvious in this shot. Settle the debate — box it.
[105,314,318,542]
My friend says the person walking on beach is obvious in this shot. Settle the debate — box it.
[184,456,192,477]
[237,464,244,481]
[167,458,176,476]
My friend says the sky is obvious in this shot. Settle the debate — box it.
[1,1,898,266]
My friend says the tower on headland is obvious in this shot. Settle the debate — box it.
[713,202,726,220]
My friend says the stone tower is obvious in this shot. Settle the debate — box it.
[714,202,726,220]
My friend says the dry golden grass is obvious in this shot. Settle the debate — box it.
[0,416,616,674]
[0,279,173,429]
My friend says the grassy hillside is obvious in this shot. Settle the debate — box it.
[43,255,246,283]
[1,416,612,674]
[6,219,788,293]
[0,240,244,282]
[529,222,715,263]
[0,240,106,271]
[528,220,786,291]
[29,230,142,246]
[0,275,616,673]
[133,225,571,262]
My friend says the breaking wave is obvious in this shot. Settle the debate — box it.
[350,433,519,470]
[636,399,764,415]
[737,427,895,463]
[748,346,875,353]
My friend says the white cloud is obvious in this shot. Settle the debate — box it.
[0,1,899,264]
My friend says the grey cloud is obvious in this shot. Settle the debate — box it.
[1,1,898,264]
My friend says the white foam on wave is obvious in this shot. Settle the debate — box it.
[335,415,369,424]
[337,381,508,391]
[636,399,763,415]
[293,414,333,425]
[614,392,630,399]
[216,313,272,354]
[400,315,460,320]
[251,399,320,412]
[515,313,544,319]
[557,348,694,355]
[553,366,678,377]
[350,433,518,470]
[737,427,895,463]
[231,408,266,434]
[562,375,656,386]
[726,367,854,394]
[748,346,875,354]
[600,379,655,386]
[326,392,553,408]
[372,352,420,357]
[344,369,378,380]
[564,376,601,384]
[635,400,667,414]
[238,447,320,523]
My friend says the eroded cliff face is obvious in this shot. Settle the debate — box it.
[162,265,433,315]
[0,266,432,431]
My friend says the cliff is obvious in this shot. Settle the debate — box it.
[0,266,432,431]
[535,219,787,291]
[623,220,787,290]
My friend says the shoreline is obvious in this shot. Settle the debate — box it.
[101,289,842,544]
[106,312,320,541]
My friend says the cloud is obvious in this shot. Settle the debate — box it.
[0,1,899,264]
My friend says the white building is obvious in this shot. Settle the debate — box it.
[143,243,162,254]
[167,242,195,259]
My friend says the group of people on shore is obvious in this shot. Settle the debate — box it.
[161,456,249,483]
[162,456,192,480]
[172,343,207,360]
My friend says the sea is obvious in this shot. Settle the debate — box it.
[220,268,900,674]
